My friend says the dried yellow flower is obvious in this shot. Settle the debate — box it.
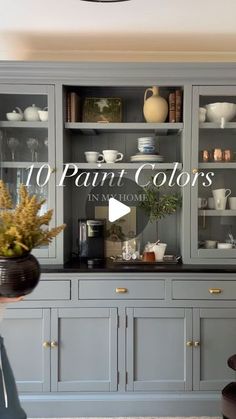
[0,181,66,257]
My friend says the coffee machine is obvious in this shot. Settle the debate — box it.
[78,219,105,266]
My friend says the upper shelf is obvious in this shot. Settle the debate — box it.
[0,121,48,129]
[198,210,236,217]
[71,162,182,170]
[65,122,183,135]
[199,122,236,130]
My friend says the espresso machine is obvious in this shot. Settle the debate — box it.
[78,219,105,266]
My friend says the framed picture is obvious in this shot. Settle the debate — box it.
[82,97,122,123]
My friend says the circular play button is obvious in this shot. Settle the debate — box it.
[85,174,149,242]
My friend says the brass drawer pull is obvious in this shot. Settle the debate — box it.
[209,288,222,295]
[116,288,128,294]
[186,341,193,347]
[50,341,58,348]
[194,341,200,347]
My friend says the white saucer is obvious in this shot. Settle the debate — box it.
[130,154,164,162]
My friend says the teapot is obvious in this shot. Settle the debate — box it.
[143,86,168,123]
[6,107,23,121]
[24,104,41,121]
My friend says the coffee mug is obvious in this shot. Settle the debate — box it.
[229,197,236,210]
[198,197,207,209]
[207,197,215,209]
[85,151,104,163]
[212,188,231,210]
[102,150,123,163]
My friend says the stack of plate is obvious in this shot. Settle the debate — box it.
[130,136,164,163]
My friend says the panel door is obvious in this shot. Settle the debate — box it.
[126,307,192,391]
[51,307,118,392]
[193,308,236,390]
[0,308,51,392]
[0,84,57,260]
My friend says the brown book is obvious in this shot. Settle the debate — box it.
[66,92,71,122]
[175,89,182,123]
[70,92,80,122]
[168,92,176,123]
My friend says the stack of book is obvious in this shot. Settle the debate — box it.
[168,89,182,123]
[66,92,80,122]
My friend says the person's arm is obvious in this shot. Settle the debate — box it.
[0,297,24,303]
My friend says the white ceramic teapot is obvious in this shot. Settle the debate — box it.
[24,104,41,121]
[6,107,23,121]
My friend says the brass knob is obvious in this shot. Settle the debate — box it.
[192,168,198,174]
[209,288,222,295]
[186,341,193,347]
[43,341,51,349]
[116,287,128,294]
[50,167,57,174]
[194,341,200,347]
[51,341,58,348]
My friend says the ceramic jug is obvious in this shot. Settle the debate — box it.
[143,86,168,123]
[24,104,41,121]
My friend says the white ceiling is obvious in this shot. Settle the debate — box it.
[1,0,236,61]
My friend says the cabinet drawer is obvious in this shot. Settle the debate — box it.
[172,280,236,300]
[79,280,165,299]
[25,280,71,300]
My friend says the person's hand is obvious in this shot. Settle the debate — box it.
[0,296,25,303]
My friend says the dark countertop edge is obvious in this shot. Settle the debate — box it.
[40,262,236,274]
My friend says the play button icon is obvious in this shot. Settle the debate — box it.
[108,198,131,222]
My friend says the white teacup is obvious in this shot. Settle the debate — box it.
[102,150,123,163]
[212,188,231,210]
[85,151,104,163]
[229,197,236,210]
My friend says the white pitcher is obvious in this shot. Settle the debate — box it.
[212,188,231,210]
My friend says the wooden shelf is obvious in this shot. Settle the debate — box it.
[199,122,236,130]
[69,162,182,170]
[0,121,48,128]
[65,122,183,135]
[199,162,236,169]
[198,210,236,216]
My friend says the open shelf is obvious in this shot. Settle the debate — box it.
[0,121,48,129]
[70,162,182,170]
[199,162,236,169]
[65,122,183,135]
[198,210,236,216]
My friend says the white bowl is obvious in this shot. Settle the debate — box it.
[6,112,23,121]
[217,242,233,249]
[205,102,236,123]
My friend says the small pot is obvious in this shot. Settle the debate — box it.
[0,253,40,297]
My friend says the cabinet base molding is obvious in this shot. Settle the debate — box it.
[20,392,221,418]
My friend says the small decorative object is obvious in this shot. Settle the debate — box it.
[6,107,23,121]
[212,148,223,161]
[82,97,122,123]
[223,149,234,162]
[200,149,211,162]
[143,86,168,123]
[0,181,65,297]
[23,104,41,121]
[205,102,236,128]
[38,107,48,122]
[139,183,182,222]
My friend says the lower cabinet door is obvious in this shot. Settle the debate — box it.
[51,307,118,392]
[126,307,192,391]
[193,308,236,391]
[0,308,51,392]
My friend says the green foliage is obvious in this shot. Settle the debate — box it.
[139,184,182,223]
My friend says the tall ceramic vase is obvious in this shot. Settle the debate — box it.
[0,253,40,298]
[143,86,168,123]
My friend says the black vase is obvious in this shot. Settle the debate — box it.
[0,253,40,298]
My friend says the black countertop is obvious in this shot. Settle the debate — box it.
[40,259,236,274]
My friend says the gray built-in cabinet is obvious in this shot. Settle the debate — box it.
[1,63,236,417]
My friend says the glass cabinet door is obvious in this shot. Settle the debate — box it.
[0,84,56,259]
[191,86,236,262]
